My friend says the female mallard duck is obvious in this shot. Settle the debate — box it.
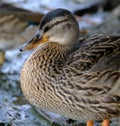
[20,8,120,126]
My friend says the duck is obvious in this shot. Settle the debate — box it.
[20,8,120,126]
[0,3,43,65]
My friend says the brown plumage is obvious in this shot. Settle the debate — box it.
[20,8,120,125]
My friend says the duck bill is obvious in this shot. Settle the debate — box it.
[20,30,48,52]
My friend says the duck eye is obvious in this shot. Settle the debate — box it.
[44,26,49,32]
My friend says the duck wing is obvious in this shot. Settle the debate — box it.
[58,34,120,99]
[67,34,120,71]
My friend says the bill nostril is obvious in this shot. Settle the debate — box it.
[19,48,22,52]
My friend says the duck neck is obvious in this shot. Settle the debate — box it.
[28,42,72,78]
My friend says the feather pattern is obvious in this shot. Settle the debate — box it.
[20,8,120,122]
[21,34,120,120]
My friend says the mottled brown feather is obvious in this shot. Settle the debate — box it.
[21,34,120,121]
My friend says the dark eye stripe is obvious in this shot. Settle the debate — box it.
[44,26,49,32]
[50,19,69,29]
[43,19,69,33]
[39,9,71,29]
